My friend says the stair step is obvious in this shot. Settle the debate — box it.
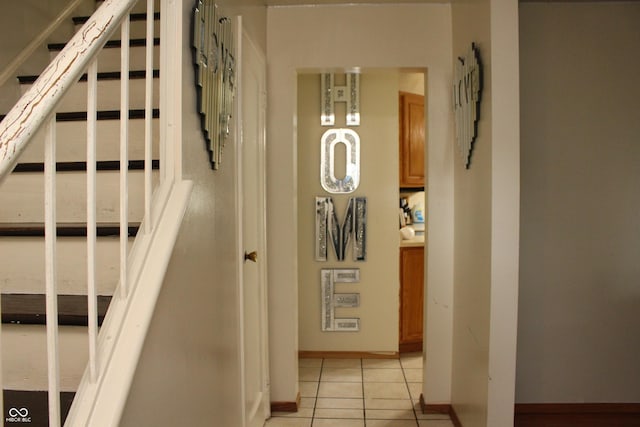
[17,69,160,85]
[47,37,160,52]
[19,74,160,113]
[3,390,75,426]
[0,109,160,123]
[1,324,90,391]
[12,159,160,173]
[57,108,160,122]
[73,12,160,25]
[96,0,161,15]
[0,234,131,295]
[0,222,141,237]
[2,294,112,326]
[47,40,160,73]
[0,169,158,223]
[14,117,159,164]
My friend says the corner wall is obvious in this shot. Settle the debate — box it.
[450,0,520,425]
[451,2,492,425]
[518,2,640,404]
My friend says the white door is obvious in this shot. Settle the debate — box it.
[237,18,269,427]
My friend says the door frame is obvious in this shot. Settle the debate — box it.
[235,16,270,426]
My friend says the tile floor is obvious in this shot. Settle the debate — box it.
[264,353,454,427]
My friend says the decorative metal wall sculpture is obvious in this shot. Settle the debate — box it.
[315,197,367,262]
[453,43,483,169]
[320,128,360,194]
[193,0,236,170]
[321,268,360,331]
[321,73,360,127]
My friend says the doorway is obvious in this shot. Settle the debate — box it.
[264,2,457,415]
[295,70,408,355]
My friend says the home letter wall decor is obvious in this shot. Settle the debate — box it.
[315,197,367,262]
[320,128,360,194]
[321,269,360,331]
[316,73,366,332]
[321,73,360,127]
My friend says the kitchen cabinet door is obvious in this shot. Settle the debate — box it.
[399,246,424,352]
[399,92,425,188]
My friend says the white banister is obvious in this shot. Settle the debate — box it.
[0,0,139,185]
[144,0,154,234]
[0,1,191,425]
[87,59,99,383]
[120,16,131,299]
[44,114,61,427]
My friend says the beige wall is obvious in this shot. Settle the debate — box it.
[0,0,96,111]
[267,3,455,404]
[451,0,520,426]
[297,72,400,352]
[399,72,425,95]
[518,2,640,403]
[121,2,267,426]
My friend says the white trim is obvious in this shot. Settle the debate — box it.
[64,180,193,427]
[235,17,246,427]
[143,0,155,235]
[487,0,520,424]
[44,115,61,427]
[159,0,182,182]
[86,59,99,383]
[237,17,271,426]
[120,16,131,299]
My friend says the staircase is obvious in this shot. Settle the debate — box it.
[0,0,190,425]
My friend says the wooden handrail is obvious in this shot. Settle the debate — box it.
[0,0,139,185]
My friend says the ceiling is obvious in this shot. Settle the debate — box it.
[264,0,441,5]
[263,0,635,5]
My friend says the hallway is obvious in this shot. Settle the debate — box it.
[264,354,454,426]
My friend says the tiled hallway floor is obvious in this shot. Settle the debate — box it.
[264,353,454,427]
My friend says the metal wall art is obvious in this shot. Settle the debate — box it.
[316,73,366,333]
[193,0,236,170]
[321,73,360,127]
[320,128,360,194]
[315,197,367,262]
[453,43,483,169]
[321,268,360,331]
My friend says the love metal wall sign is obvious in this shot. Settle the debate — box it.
[193,0,236,170]
[453,43,483,169]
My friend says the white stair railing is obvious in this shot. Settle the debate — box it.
[0,0,188,425]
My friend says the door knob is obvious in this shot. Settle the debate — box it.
[244,251,258,263]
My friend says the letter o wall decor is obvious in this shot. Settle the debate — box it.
[320,128,360,194]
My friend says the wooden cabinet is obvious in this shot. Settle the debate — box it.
[399,92,425,188]
[399,246,424,352]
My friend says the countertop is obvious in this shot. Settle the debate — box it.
[400,235,425,248]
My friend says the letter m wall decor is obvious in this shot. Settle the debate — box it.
[315,197,367,262]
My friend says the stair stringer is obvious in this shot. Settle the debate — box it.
[63,179,193,427]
